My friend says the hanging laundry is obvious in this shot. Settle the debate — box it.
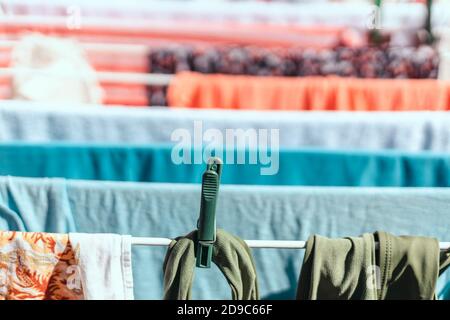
[297,231,450,300]
[439,28,450,81]
[3,143,450,186]
[0,231,133,300]
[163,229,259,300]
[68,233,134,300]
[167,72,450,111]
[9,34,103,105]
[148,45,438,79]
[1,176,449,299]
[0,231,82,300]
[6,101,450,152]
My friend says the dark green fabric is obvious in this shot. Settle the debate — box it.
[297,232,450,300]
[297,234,378,300]
[162,229,259,300]
[376,232,440,299]
[2,142,450,186]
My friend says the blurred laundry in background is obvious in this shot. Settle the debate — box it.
[10,34,103,104]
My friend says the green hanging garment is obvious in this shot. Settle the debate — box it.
[162,229,259,300]
[297,231,450,300]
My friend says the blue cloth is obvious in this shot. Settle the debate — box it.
[0,176,448,299]
[1,142,450,186]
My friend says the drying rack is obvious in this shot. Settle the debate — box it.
[129,157,449,268]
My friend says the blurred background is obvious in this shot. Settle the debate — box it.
[0,0,449,107]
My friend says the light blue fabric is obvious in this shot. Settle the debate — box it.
[0,176,448,299]
[441,282,450,299]
[4,101,450,151]
[1,142,450,186]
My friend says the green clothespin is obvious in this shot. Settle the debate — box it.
[425,0,434,44]
[370,0,383,45]
[196,157,223,268]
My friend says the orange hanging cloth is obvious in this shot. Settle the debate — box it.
[0,231,84,300]
[0,231,134,300]
[167,72,450,111]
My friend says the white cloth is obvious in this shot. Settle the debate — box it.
[68,233,134,300]
[438,28,450,81]
[3,101,450,152]
[10,34,103,104]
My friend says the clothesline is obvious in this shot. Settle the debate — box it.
[130,237,450,250]
[0,68,174,85]
[0,39,151,54]
[0,15,345,48]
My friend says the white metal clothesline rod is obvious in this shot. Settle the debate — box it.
[0,39,151,54]
[130,237,450,250]
[0,15,199,30]
[131,238,307,249]
[0,68,174,86]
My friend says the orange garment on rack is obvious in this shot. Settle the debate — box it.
[167,72,450,111]
[0,231,84,300]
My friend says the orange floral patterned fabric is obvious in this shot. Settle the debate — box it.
[0,231,84,300]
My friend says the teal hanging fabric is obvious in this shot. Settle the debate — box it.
[1,142,450,186]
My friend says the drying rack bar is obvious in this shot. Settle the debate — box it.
[130,237,450,250]
[0,39,151,54]
[0,68,174,86]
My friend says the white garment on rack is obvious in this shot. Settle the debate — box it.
[69,233,134,300]
[10,34,103,104]
[4,101,450,152]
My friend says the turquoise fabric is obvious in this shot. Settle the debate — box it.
[0,177,448,299]
[1,142,450,186]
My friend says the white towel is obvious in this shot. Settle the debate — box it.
[10,34,103,104]
[69,233,134,300]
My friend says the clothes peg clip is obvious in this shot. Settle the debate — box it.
[196,157,223,268]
